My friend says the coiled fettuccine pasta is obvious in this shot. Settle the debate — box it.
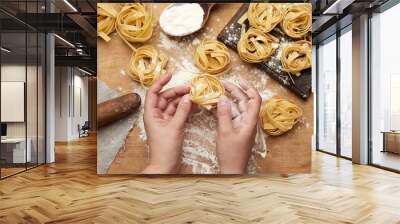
[281,40,311,76]
[190,74,225,110]
[97,3,119,42]
[247,3,284,33]
[280,4,312,39]
[128,45,168,87]
[116,3,155,49]
[237,26,279,63]
[259,98,302,136]
[194,40,231,76]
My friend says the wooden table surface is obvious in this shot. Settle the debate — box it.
[97,3,313,174]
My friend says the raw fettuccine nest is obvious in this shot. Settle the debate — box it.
[246,3,284,33]
[190,74,225,110]
[237,26,279,63]
[97,3,119,42]
[116,3,155,49]
[281,40,311,76]
[194,40,231,76]
[259,98,303,136]
[128,45,168,87]
[280,4,312,39]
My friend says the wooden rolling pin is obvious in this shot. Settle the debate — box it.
[98,93,141,128]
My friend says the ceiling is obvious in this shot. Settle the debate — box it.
[1,0,395,72]
[312,0,391,43]
[0,0,96,74]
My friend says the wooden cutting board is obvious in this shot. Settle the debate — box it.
[217,3,312,99]
[97,3,312,174]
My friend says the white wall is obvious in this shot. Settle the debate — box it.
[54,67,89,141]
[1,63,46,164]
[1,65,37,138]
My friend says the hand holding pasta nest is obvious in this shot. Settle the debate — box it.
[98,3,306,137]
[259,99,302,136]
[190,74,225,110]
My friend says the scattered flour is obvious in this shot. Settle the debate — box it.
[191,37,201,46]
[157,32,179,50]
[163,57,200,90]
[120,69,126,76]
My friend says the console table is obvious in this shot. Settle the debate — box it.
[1,138,32,164]
[381,131,400,154]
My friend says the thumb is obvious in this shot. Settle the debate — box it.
[171,94,192,129]
[217,96,233,133]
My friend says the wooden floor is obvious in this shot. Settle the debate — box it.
[0,135,400,223]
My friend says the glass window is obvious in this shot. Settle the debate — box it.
[318,35,337,154]
[0,1,46,179]
[339,27,352,158]
[1,31,28,178]
[371,3,400,171]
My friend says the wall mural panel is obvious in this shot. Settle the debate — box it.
[97,3,313,174]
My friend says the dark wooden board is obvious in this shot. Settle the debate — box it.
[217,3,312,99]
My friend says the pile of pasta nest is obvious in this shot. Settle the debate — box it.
[97,3,307,136]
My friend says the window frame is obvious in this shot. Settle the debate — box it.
[315,24,353,161]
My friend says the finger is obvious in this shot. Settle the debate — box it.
[231,100,240,119]
[145,74,172,110]
[223,81,249,113]
[164,96,183,116]
[160,86,190,99]
[171,94,192,129]
[158,86,190,110]
[217,96,233,133]
[238,78,261,119]
[212,99,239,118]
[148,74,172,94]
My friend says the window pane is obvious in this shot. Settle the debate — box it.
[340,28,352,158]
[1,30,27,177]
[318,36,337,154]
[371,3,400,171]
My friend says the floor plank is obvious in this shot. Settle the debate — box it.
[0,135,399,224]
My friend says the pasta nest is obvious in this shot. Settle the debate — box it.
[190,74,225,110]
[128,45,168,87]
[116,3,155,48]
[237,26,279,63]
[194,40,231,76]
[280,4,312,39]
[281,40,311,76]
[97,3,119,42]
[247,3,284,33]
[259,98,303,136]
